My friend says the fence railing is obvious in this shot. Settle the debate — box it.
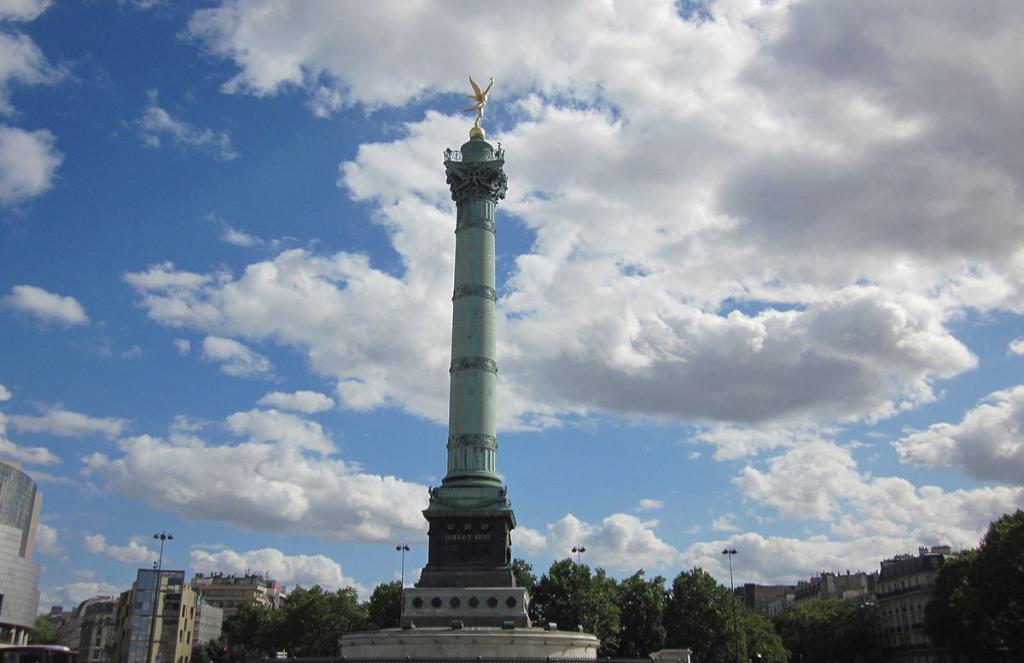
[443,144,505,163]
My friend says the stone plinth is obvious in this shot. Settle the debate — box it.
[339,626,598,659]
[401,587,528,628]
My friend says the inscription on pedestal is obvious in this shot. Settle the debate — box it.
[418,513,515,588]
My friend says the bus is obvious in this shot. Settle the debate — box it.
[0,645,77,663]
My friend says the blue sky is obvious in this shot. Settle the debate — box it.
[1,0,1023,609]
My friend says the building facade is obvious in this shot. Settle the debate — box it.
[192,599,222,648]
[0,461,42,645]
[113,570,197,663]
[78,597,118,663]
[190,573,281,621]
[738,583,796,616]
[877,546,955,663]
[793,571,877,604]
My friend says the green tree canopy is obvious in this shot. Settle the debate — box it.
[971,508,1024,657]
[220,603,282,661]
[30,615,59,645]
[278,585,367,657]
[530,558,621,654]
[926,509,1024,660]
[925,550,985,656]
[774,598,876,663]
[664,568,786,663]
[615,570,667,657]
[365,581,402,629]
[664,568,736,663]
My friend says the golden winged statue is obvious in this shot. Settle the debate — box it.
[462,75,493,135]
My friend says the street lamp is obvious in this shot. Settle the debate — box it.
[722,547,740,663]
[395,544,410,619]
[395,544,410,587]
[571,546,587,631]
[147,532,173,663]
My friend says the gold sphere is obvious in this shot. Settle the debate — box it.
[469,126,485,139]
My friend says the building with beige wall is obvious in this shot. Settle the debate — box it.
[190,573,281,621]
[877,546,956,663]
[113,570,197,663]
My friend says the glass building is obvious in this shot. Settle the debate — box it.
[0,461,42,645]
[115,570,196,663]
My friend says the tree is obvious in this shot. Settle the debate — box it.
[774,598,877,663]
[970,509,1024,659]
[531,558,589,630]
[588,568,621,655]
[927,509,1024,660]
[277,585,367,657]
[615,570,667,657]
[513,558,541,623]
[530,558,620,654]
[925,550,986,658]
[664,568,786,663]
[741,610,788,663]
[30,615,59,645]
[220,603,281,661]
[512,558,537,595]
[366,581,402,629]
[664,568,736,663]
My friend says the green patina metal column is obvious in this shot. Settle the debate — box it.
[444,136,505,488]
[417,129,517,591]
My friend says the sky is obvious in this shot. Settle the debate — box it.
[1,0,1023,610]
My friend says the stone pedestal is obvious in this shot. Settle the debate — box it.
[340,626,599,660]
[418,511,515,589]
[401,587,529,628]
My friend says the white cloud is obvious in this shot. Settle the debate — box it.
[221,224,261,247]
[35,523,62,556]
[83,409,428,542]
[694,424,837,461]
[201,336,274,378]
[191,546,363,593]
[11,407,125,438]
[136,91,238,161]
[121,253,975,430]
[711,513,741,533]
[0,0,51,22]
[39,581,122,611]
[682,532,915,586]
[83,533,156,564]
[637,498,663,512]
[225,408,334,453]
[166,0,1024,434]
[0,396,58,466]
[522,513,678,571]
[737,438,1024,550]
[0,126,61,205]
[257,390,334,414]
[1009,338,1024,356]
[173,338,191,355]
[0,30,56,112]
[5,285,87,325]
[124,261,212,291]
[894,385,1024,484]
[511,526,547,557]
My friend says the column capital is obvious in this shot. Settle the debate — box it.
[445,159,508,204]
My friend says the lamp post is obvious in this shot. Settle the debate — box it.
[722,547,740,663]
[571,545,587,631]
[395,544,410,618]
[147,532,173,663]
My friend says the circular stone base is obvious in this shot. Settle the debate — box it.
[340,626,599,659]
